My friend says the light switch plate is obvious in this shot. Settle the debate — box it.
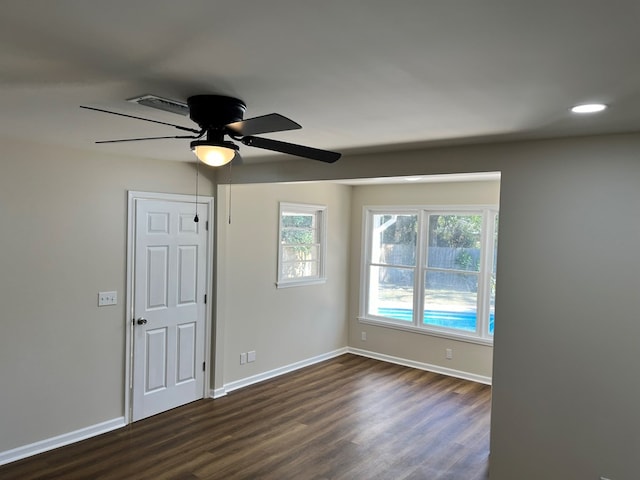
[98,291,117,306]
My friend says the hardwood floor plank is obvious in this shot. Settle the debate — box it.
[0,354,491,479]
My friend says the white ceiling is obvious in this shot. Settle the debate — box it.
[2,1,640,164]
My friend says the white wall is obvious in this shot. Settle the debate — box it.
[0,138,214,454]
[490,149,640,479]
[214,182,350,389]
[349,180,500,380]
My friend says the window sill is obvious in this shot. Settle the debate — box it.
[358,316,494,347]
[276,278,327,289]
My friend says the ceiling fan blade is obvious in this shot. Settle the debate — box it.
[80,106,201,134]
[226,113,301,136]
[241,136,341,163]
[95,135,200,144]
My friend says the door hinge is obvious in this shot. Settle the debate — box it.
[202,362,206,372]
[204,294,207,304]
[206,220,209,231]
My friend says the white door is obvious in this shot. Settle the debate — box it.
[132,198,208,421]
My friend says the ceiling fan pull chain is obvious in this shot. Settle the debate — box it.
[194,161,200,223]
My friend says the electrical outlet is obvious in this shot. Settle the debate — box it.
[361,331,367,341]
[445,348,453,360]
[240,353,247,365]
[248,351,256,362]
[98,291,117,306]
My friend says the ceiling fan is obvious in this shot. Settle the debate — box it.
[81,94,341,166]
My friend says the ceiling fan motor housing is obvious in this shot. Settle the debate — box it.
[187,95,247,131]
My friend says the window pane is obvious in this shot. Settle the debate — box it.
[493,214,499,275]
[281,260,319,280]
[427,215,482,271]
[489,274,496,335]
[490,213,498,335]
[423,271,478,332]
[281,245,319,262]
[371,214,417,266]
[282,213,314,228]
[281,227,317,245]
[368,266,414,322]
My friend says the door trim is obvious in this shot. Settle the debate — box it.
[125,191,214,424]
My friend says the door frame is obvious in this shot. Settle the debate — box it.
[124,190,214,424]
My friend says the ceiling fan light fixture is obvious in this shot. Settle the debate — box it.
[191,140,238,167]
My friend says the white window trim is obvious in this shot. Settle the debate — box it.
[359,204,498,345]
[277,202,327,288]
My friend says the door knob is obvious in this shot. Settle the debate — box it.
[136,318,148,325]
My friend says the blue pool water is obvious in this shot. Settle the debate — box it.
[377,307,495,334]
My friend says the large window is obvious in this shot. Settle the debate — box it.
[362,206,498,343]
[277,202,327,288]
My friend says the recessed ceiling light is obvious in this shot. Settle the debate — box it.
[571,103,607,114]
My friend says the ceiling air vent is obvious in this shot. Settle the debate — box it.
[127,94,189,116]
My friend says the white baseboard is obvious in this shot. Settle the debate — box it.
[0,417,125,467]
[214,347,349,396]
[347,347,492,385]
[210,387,227,399]
[210,346,489,399]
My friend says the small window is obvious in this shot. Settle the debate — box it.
[277,202,327,288]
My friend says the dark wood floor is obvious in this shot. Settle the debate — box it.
[0,354,491,480]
